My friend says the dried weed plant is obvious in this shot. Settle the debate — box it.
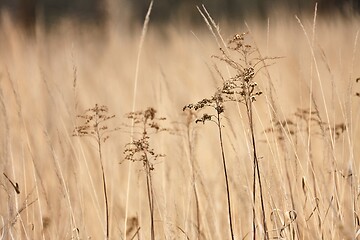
[184,89,234,239]
[184,32,275,240]
[123,107,168,240]
[264,106,348,239]
[73,104,119,239]
[217,33,271,240]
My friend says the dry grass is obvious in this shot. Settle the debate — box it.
[0,6,360,240]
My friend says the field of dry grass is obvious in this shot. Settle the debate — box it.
[1,4,360,240]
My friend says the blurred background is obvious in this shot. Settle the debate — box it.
[1,1,360,240]
[1,0,360,32]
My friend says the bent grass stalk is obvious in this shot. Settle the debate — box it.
[125,2,154,239]
[182,109,201,239]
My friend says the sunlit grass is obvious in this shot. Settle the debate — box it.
[0,7,360,239]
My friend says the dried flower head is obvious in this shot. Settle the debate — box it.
[184,90,225,125]
[73,104,119,143]
[184,33,269,127]
[124,135,165,171]
[123,107,167,171]
[125,107,167,134]
[214,33,268,105]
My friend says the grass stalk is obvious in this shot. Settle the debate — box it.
[247,48,269,240]
[141,121,156,240]
[216,110,235,240]
[145,157,155,240]
[247,97,268,240]
[96,138,110,239]
[183,110,202,239]
[124,2,153,239]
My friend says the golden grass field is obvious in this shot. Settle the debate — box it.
[1,4,360,240]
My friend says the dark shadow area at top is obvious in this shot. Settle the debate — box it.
[1,0,360,35]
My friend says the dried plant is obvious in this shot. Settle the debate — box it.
[123,107,167,240]
[217,33,270,240]
[73,104,119,239]
[184,89,234,239]
[264,107,347,239]
[185,32,274,240]
[265,108,346,142]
